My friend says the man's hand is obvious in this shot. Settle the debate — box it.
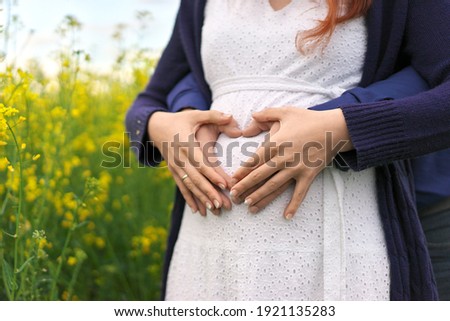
[230,107,352,219]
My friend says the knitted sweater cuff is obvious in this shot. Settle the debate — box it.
[340,101,411,171]
[126,106,166,167]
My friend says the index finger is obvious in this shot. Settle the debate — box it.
[232,132,278,183]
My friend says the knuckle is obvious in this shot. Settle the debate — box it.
[190,176,201,186]
[294,191,305,202]
[258,199,270,208]
[289,166,302,178]
[179,184,189,193]
[268,179,278,190]
[252,171,262,181]
[205,189,216,200]
[197,165,207,174]
[195,192,207,203]
[304,169,317,181]
[184,180,194,189]
[180,189,189,198]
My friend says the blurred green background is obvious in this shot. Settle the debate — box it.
[0,0,178,300]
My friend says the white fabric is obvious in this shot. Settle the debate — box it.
[166,0,390,301]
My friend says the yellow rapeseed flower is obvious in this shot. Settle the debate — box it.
[38,238,48,249]
[95,237,106,249]
[67,256,78,266]
[78,208,90,222]
[0,105,19,117]
[63,193,78,210]
[61,291,70,301]
[61,220,73,229]
[0,157,9,170]
[141,237,151,254]
[87,222,96,230]
[64,211,74,221]
[112,199,121,210]
[83,233,96,246]
[63,293,79,301]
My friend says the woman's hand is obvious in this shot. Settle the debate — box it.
[148,110,241,215]
[190,119,240,216]
[230,107,353,219]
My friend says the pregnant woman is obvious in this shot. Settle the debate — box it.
[126,0,450,300]
[166,0,387,300]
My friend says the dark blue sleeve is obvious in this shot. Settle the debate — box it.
[167,74,209,112]
[126,5,194,167]
[313,67,429,170]
[310,66,429,110]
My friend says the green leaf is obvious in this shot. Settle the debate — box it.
[2,230,17,238]
[16,256,35,274]
[74,221,89,230]
[2,259,17,300]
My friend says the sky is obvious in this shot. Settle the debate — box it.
[2,0,180,74]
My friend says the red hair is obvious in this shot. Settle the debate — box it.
[297,0,372,52]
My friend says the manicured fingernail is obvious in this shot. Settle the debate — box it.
[222,113,232,118]
[230,189,236,197]
[214,200,221,209]
[219,183,226,190]
[244,198,252,206]
[285,213,293,220]
[206,202,213,210]
[249,206,259,214]
[190,207,197,214]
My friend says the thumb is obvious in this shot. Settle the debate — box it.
[241,119,269,137]
[195,110,233,126]
[219,125,242,138]
[252,107,285,122]
[218,117,241,138]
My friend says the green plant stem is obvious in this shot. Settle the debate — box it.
[49,192,87,300]
[103,231,136,300]
[49,227,73,300]
[66,259,84,300]
[6,120,24,301]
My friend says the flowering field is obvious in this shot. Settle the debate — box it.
[0,17,174,300]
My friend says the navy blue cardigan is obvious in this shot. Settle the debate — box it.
[126,0,450,300]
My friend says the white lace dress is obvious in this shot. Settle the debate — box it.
[165,0,390,301]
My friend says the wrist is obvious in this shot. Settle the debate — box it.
[147,111,167,145]
[179,107,195,112]
[328,109,353,152]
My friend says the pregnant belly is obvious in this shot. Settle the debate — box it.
[214,131,264,177]
[194,90,380,252]
[208,89,314,175]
